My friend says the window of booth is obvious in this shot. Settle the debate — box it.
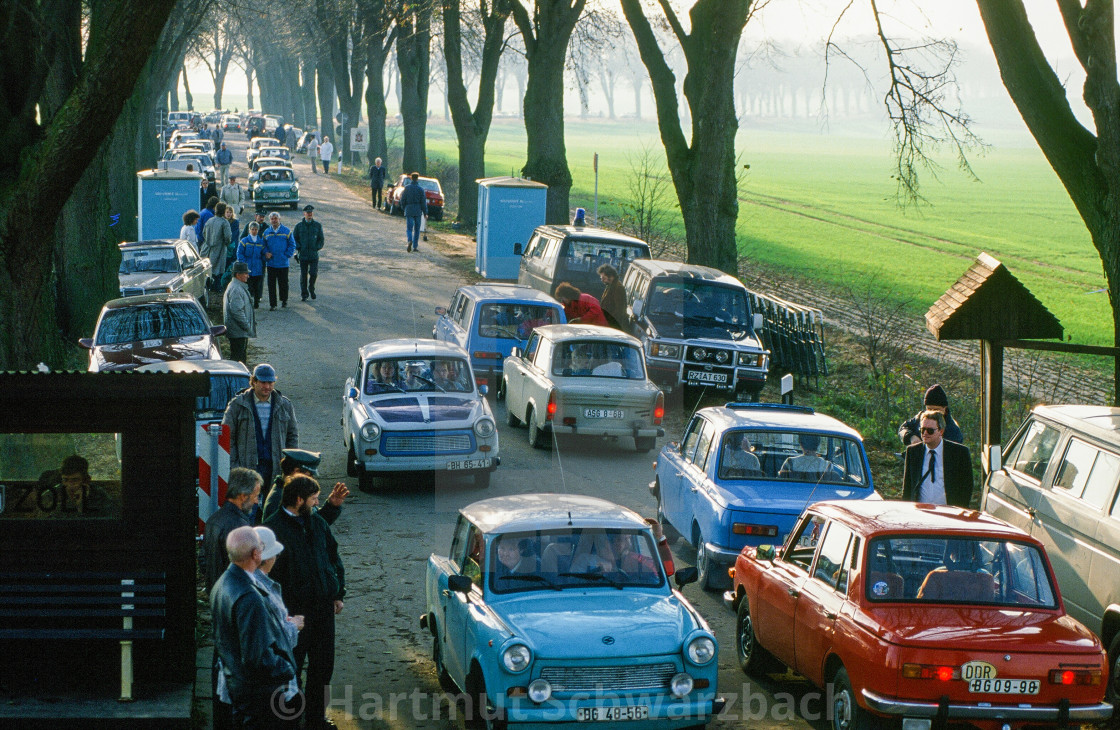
[0,433,123,521]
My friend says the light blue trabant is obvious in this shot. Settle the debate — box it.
[342,339,499,490]
[422,494,723,729]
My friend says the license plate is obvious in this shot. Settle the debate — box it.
[577,706,650,722]
[968,678,1040,695]
[446,458,492,470]
[585,408,624,419]
[687,370,729,384]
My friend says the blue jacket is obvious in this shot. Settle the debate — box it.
[261,225,295,269]
[400,180,428,217]
[237,235,266,277]
[216,147,233,166]
[195,207,215,241]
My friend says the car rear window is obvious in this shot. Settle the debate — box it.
[96,303,209,344]
[550,340,645,379]
[476,304,559,340]
[120,249,179,274]
[717,429,867,486]
[865,536,1057,607]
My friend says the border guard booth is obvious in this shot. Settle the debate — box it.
[476,176,547,279]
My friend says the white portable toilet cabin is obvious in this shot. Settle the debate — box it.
[476,176,548,279]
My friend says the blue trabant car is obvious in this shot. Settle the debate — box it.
[422,494,723,729]
[433,284,565,391]
[652,403,879,591]
[341,339,499,490]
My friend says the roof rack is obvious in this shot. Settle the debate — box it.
[724,402,815,414]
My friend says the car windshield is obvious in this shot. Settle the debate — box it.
[258,169,293,183]
[119,248,179,274]
[550,340,645,379]
[865,536,1058,608]
[261,148,290,159]
[95,303,210,345]
[489,528,664,594]
[418,179,441,193]
[648,281,750,331]
[476,303,560,340]
[716,429,868,486]
[364,357,472,394]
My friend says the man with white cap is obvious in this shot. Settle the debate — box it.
[249,526,302,710]
[223,362,298,489]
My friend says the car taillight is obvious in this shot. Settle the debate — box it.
[473,351,501,359]
[902,664,958,681]
[545,390,557,421]
[732,524,778,537]
[653,392,664,425]
[1049,669,1101,686]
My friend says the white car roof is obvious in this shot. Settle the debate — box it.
[461,493,649,534]
[358,338,470,361]
[533,324,642,347]
[700,403,864,440]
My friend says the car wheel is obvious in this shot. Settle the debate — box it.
[432,636,457,694]
[694,531,728,592]
[357,467,375,493]
[635,436,656,452]
[831,666,873,730]
[656,497,677,540]
[736,595,779,676]
[1108,633,1120,705]
[466,669,506,730]
[346,441,359,478]
[495,378,506,402]
[527,407,548,450]
[198,288,208,310]
[504,395,520,427]
[473,471,491,489]
[289,202,298,210]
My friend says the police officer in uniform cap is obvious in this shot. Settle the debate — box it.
[260,448,349,524]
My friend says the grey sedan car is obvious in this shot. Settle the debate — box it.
[118,239,212,307]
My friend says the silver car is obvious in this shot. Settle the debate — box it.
[118,239,212,307]
[500,324,664,452]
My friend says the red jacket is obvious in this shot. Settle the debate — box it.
[564,294,607,326]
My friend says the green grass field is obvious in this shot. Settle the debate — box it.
[424,116,1111,348]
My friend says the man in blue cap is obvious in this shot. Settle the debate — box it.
[222,363,299,492]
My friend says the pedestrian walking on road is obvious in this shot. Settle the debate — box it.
[293,205,324,301]
[900,409,975,508]
[597,264,626,330]
[237,222,266,308]
[200,177,218,210]
[220,174,246,231]
[898,383,965,447]
[197,196,218,240]
[201,202,233,294]
[210,526,297,730]
[285,125,297,153]
[263,476,346,730]
[368,157,387,209]
[262,212,295,309]
[223,262,256,364]
[318,136,333,177]
[308,134,319,174]
[222,362,298,491]
[216,142,234,188]
[400,172,427,252]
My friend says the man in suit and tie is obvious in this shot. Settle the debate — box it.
[901,409,975,508]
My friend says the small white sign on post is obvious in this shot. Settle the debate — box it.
[351,126,369,153]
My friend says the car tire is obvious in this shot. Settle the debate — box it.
[656,497,677,540]
[694,530,728,592]
[504,399,520,427]
[736,595,780,676]
[635,436,656,452]
[198,288,208,310]
[347,441,359,478]
[527,408,548,450]
[289,202,298,210]
[495,378,506,402]
[473,471,491,489]
[432,636,457,694]
[466,669,506,730]
[831,666,873,730]
[1107,633,1120,705]
[357,467,375,493]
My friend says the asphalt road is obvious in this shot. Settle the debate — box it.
[218,133,824,730]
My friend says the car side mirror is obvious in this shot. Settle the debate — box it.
[348,387,359,400]
[509,347,522,359]
[78,338,93,349]
[210,325,227,337]
[986,444,1003,474]
[756,544,776,561]
[478,384,489,396]
[753,313,764,331]
[632,299,644,318]
[674,567,698,588]
[435,306,447,316]
[448,574,473,594]
[513,242,523,256]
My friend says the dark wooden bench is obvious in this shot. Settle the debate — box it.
[0,571,166,701]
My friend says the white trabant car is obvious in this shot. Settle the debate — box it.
[500,324,664,452]
[342,339,500,490]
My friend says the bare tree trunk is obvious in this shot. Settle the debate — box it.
[183,61,194,109]
[245,64,255,110]
[398,4,432,174]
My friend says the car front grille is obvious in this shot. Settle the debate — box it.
[381,431,473,455]
[686,345,734,365]
[539,662,676,692]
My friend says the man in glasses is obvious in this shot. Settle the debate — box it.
[901,409,974,508]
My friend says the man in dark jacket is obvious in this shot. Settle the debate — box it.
[400,172,427,252]
[367,157,387,209]
[260,448,347,525]
[200,178,218,210]
[211,526,297,728]
[899,383,965,446]
[901,409,975,508]
[203,468,264,594]
[293,205,324,301]
[264,476,345,730]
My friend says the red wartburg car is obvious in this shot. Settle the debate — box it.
[726,500,1112,730]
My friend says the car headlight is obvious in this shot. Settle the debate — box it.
[670,672,694,698]
[686,635,716,665]
[360,422,381,441]
[291,185,298,193]
[527,678,551,703]
[738,352,761,367]
[650,342,680,359]
[474,418,495,438]
[715,350,730,364]
[501,643,531,673]
[693,347,708,361]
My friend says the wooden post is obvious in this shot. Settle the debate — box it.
[119,580,135,702]
[980,340,1003,479]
